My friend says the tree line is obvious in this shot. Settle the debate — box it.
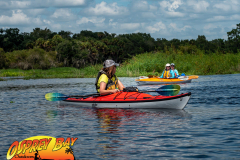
[0,23,240,70]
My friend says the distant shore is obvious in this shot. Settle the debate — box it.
[1,51,240,80]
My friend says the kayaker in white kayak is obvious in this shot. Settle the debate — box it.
[160,63,173,79]
[95,59,125,95]
[170,63,179,78]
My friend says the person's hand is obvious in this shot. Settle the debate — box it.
[112,89,119,93]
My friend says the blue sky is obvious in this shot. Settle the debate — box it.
[0,0,239,40]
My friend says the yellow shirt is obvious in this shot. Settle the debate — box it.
[97,74,118,92]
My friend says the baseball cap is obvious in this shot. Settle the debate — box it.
[103,60,119,68]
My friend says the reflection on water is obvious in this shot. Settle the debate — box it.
[1,75,240,159]
[56,105,192,158]
[95,108,192,133]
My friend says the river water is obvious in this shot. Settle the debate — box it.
[0,74,240,159]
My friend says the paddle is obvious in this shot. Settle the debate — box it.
[45,93,100,101]
[139,84,180,96]
[178,75,199,80]
[189,75,199,79]
[45,85,180,101]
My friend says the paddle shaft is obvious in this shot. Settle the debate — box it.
[45,84,180,101]
[68,93,100,98]
[139,89,179,93]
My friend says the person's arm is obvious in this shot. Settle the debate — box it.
[175,69,179,77]
[99,82,119,95]
[169,70,174,78]
[117,80,125,90]
[160,71,164,78]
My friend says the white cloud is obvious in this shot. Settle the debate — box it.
[230,14,240,20]
[0,0,87,9]
[213,0,239,12]
[49,23,62,30]
[206,14,240,22]
[51,9,76,20]
[109,19,117,28]
[169,23,191,32]
[203,24,226,37]
[12,1,31,8]
[0,1,31,9]
[146,21,167,33]
[159,0,182,12]
[76,17,105,25]
[188,1,209,12]
[132,1,149,11]
[120,23,140,30]
[169,0,182,12]
[0,10,30,25]
[52,0,86,7]
[213,3,231,12]
[25,9,46,16]
[84,2,129,16]
[165,11,185,17]
[141,12,156,18]
[149,5,158,11]
[189,14,199,19]
[43,19,51,25]
[0,0,239,40]
[206,16,226,22]
[159,0,184,18]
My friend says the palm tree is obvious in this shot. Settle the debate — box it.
[65,147,76,160]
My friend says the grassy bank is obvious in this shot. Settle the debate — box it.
[118,51,240,76]
[0,51,240,79]
[0,67,101,79]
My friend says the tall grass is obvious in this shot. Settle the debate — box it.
[0,66,102,79]
[116,51,240,77]
[0,51,239,79]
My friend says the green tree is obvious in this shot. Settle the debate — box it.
[58,30,72,39]
[0,48,6,69]
[1,28,24,52]
[30,27,56,40]
[227,23,240,53]
[56,40,75,66]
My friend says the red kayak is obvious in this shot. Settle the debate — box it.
[60,91,191,110]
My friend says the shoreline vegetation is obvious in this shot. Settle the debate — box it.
[1,24,240,80]
[1,51,240,80]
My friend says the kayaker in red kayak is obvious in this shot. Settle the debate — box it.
[95,59,125,95]
[160,63,173,79]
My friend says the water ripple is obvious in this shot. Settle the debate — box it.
[0,75,240,159]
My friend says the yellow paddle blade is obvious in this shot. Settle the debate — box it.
[189,75,199,79]
[45,93,69,101]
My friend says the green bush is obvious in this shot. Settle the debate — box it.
[0,48,6,69]
[5,48,58,70]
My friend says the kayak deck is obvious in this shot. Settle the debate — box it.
[60,92,191,109]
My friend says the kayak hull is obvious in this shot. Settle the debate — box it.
[135,77,192,85]
[60,92,191,110]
